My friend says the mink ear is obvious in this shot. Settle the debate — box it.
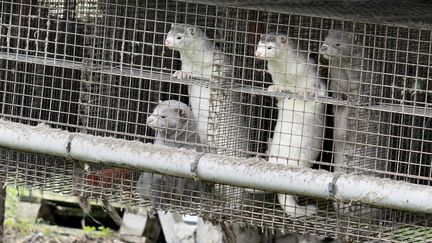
[187,27,196,36]
[277,36,288,45]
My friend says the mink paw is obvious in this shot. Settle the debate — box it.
[268,84,282,93]
[297,88,317,98]
[173,71,192,79]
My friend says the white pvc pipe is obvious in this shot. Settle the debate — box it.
[0,120,197,179]
[336,175,432,213]
[198,155,333,197]
[71,135,197,178]
[0,119,431,214]
[0,122,70,157]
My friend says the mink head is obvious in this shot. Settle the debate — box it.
[146,100,193,134]
[320,30,362,60]
[164,23,206,50]
[255,34,294,60]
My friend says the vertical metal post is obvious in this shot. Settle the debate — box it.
[0,182,6,243]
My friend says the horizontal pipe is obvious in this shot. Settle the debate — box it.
[336,174,432,213]
[0,120,197,179]
[0,119,431,214]
[198,155,333,198]
[71,135,196,178]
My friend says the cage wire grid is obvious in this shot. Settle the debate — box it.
[0,0,432,242]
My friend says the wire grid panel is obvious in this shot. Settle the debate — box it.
[0,0,432,241]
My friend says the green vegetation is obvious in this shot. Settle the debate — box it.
[394,226,432,242]
[83,225,116,239]
[5,186,21,219]
[4,186,37,236]
[3,186,118,242]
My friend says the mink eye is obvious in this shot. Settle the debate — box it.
[267,46,273,50]
[176,36,182,40]
[335,43,341,47]
[161,115,167,119]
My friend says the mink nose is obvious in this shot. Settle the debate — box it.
[146,116,155,126]
[164,39,172,47]
[255,50,263,58]
[320,44,328,51]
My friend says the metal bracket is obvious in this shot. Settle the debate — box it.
[191,152,205,179]
[329,172,343,198]
[65,134,77,160]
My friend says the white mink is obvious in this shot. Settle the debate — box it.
[164,23,232,145]
[319,30,365,102]
[255,34,327,217]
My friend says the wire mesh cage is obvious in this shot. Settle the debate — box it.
[0,0,432,242]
